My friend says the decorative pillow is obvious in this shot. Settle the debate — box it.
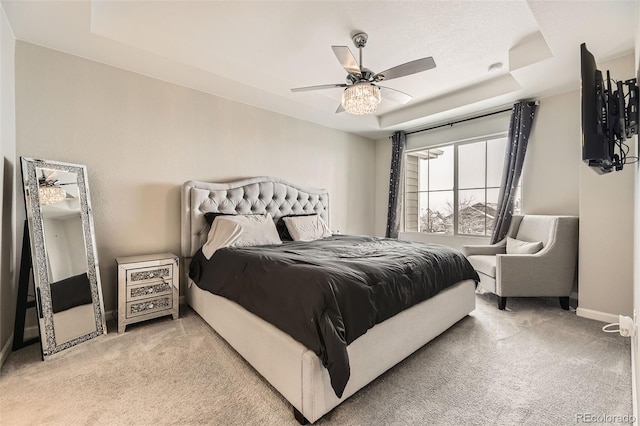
[202,218,243,259]
[276,213,317,241]
[202,213,282,259]
[506,237,543,254]
[283,215,332,241]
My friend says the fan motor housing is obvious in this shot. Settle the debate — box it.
[360,68,374,81]
[346,68,374,84]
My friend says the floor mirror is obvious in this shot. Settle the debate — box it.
[20,157,106,358]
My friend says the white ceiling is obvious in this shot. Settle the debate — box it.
[2,0,637,139]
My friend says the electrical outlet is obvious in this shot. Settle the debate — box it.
[619,315,635,337]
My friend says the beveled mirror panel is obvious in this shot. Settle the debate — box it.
[21,157,106,358]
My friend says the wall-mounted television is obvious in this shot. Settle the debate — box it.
[580,43,638,174]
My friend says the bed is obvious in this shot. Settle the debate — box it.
[181,177,477,423]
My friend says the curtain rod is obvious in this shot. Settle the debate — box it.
[404,107,512,136]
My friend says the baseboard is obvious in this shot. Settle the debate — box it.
[24,325,38,339]
[575,307,618,324]
[0,334,13,369]
[632,332,638,426]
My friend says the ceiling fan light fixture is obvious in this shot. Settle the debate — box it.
[342,83,381,115]
[39,185,66,205]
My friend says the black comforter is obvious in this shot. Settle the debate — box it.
[189,235,479,397]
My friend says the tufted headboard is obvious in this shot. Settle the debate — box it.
[181,177,330,257]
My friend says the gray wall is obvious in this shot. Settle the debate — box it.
[634,4,640,414]
[0,4,17,365]
[1,41,376,357]
[522,91,580,216]
[577,53,635,321]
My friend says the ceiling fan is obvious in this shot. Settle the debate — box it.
[39,170,75,188]
[38,170,75,205]
[291,31,436,115]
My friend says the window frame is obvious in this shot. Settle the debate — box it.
[404,132,518,237]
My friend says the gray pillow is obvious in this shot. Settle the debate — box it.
[506,237,543,254]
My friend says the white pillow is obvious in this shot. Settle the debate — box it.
[506,237,543,254]
[283,215,332,241]
[202,214,281,259]
[202,218,242,260]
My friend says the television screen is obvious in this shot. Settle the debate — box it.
[580,43,614,174]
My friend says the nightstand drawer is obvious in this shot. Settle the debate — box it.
[126,296,173,318]
[126,280,173,302]
[127,265,173,286]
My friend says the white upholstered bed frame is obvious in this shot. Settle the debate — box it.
[181,177,476,423]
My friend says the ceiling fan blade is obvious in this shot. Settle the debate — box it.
[379,86,413,104]
[335,103,345,114]
[331,46,361,75]
[291,83,347,92]
[374,57,436,81]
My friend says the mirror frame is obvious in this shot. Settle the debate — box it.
[21,157,107,357]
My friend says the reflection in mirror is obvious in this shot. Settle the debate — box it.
[39,168,95,344]
[21,158,106,358]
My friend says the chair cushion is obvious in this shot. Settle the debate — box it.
[515,216,555,246]
[466,255,496,278]
[506,237,543,254]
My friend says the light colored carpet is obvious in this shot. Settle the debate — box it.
[0,293,632,425]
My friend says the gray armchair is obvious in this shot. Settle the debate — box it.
[462,215,579,310]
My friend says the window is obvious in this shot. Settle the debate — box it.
[404,136,521,237]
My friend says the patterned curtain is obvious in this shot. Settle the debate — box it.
[490,101,538,244]
[385,131,406,238]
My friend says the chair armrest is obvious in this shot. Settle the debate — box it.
[462,239,506,256]
[496,251,576,297]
